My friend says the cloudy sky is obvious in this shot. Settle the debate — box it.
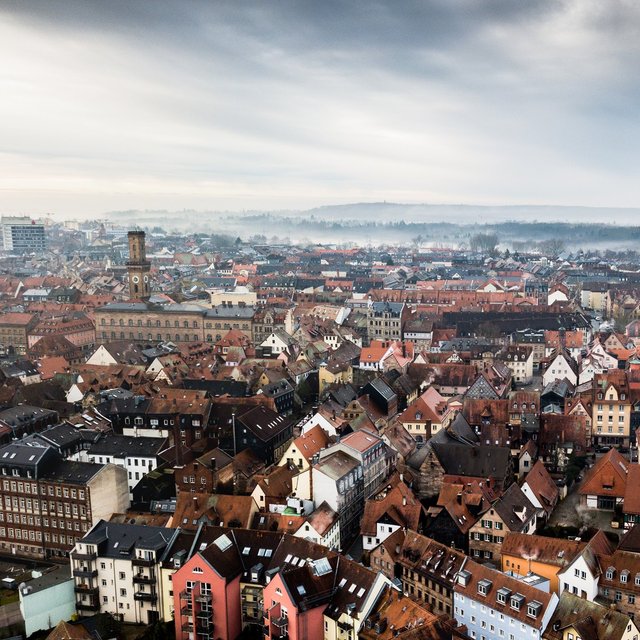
[1,0,639,217]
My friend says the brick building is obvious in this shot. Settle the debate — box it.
[0,441,129,559]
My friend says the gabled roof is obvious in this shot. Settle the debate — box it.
[623,464,640,515]
[492,482,536,531]
[360,481,424,536]
[290,424,331,461]
[545,591,636,640]
[45,621,93,640]
[501,532,585,569]
[522,460,559,515]
[578,448,629,498]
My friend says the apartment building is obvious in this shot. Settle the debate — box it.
[312,449,364,549]
[171,527,393,640]
[367,301,408,342]
[71,520,178,624]
[74,434,167,497]
[0,442,129,559]
[453,560,558,640]
[592,370,632,448]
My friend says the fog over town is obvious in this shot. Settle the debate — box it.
[1,2,640,640]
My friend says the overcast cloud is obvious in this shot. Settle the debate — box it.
[1,0,639,217]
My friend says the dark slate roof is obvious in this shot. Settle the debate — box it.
[431,442,512,482]
[542,378,574,398]
[0,405,58,427]
[328,384,357,407]
[0,441,54,467]
[237,405,294,440]
[29,423,100,449]
[81,520,176,557]
[493,482,536,530]
[183,379,250,397]
[262,379,294,397]
[87,434,167,458]
[205,305,256,319]
[41,460,106,484]
[365,377,397,403]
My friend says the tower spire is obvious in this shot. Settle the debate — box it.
[127,230,151,300]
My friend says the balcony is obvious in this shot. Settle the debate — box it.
[196,609,212,619]
[76,601,100,612]
[133,574,155,585]
[71,551,96,561]
[196,621,213,633]
[73,568,98,579]
[181,623,194,633]
[180,605,192,616]
[195,593,212,604]
[271,616,288,628]
[134,591,158,603]
[74,585,98,596]
[132,557,155,567]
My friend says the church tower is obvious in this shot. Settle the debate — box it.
[127,230,151,300]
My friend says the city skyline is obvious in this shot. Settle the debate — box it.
[1,0,640,216]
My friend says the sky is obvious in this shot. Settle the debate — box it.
[1,0,639,218]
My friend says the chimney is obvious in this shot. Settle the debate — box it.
[211,458,216,471]
[193,495,199,509]
[402,496,407,506]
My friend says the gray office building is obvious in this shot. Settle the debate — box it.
[2,216,46,252]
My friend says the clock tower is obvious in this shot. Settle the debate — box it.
[127,230,151,300]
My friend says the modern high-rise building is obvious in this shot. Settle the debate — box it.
[1,216,46,252]
[127,230,151,300]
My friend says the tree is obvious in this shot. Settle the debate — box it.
[539,238,566,258]
[470,232,499,256]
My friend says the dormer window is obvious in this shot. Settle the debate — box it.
[457,570,471,587]
[621,570,629,584]
[527,601,542,618]
[510,594,524,611]
[497,587,511,604]
[635,574,640,586]
[606,567,615,580]
[477,579,492,596]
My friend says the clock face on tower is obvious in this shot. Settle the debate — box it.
[132,275,140,284]
[144,275,149,283]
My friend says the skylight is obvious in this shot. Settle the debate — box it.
[214,534,233,552]
[312,557,332,576]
